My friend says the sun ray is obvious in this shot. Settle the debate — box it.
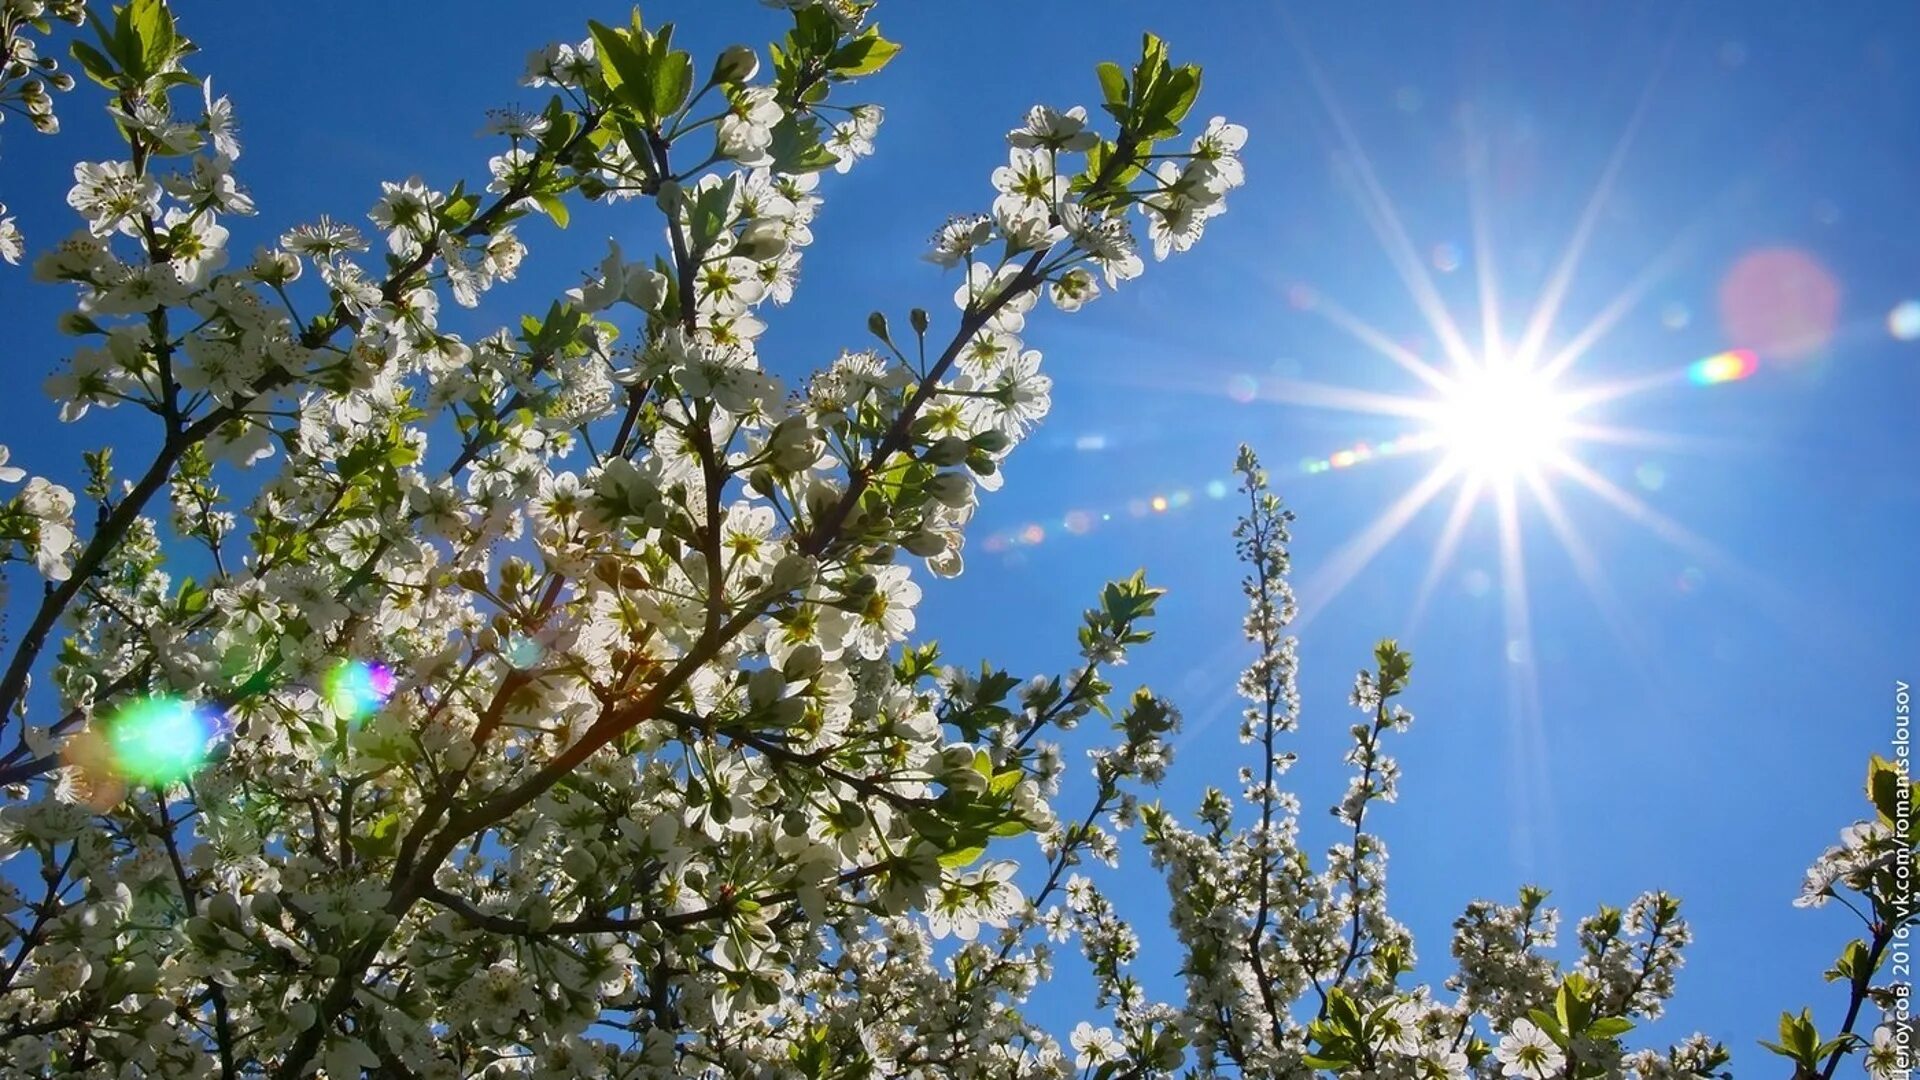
[1560,421,1753,455]
[1279,12,1483,377]
[1547,451,1824,652]
[1493,479,1550,872]
[1294,460,1460,632]
[1550,454,1731,565]
[1464,122,1508,365]
[1253,378,1441,420]
[1512,22,1679,371]
[1535,216,1711,382]
[1525,466,1654,679]
[1298,288,1456,393]
[1559,369,1686,411]
[1409,474,1485,630]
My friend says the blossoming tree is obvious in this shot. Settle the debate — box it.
[0,1,1908,1077]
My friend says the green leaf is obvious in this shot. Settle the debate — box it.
[789,6,838,56]
[937,843,986,869]
[652,48,693,119]
[1868,754,1907,828]
[175,577,208,616]
[588,19,656,117]
[127,0,175,78]
[1828,938,1871,983]
[767,115,840,174]
[534,192,569,229]
[1095,60,1127,112]
[352,812,402,858]
[1587,1017,1635,1039]
[1374,638,1413,696]
[68,39,119,87]
[827,28,901,77]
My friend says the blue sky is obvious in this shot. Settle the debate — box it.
[5,0,1918,1064]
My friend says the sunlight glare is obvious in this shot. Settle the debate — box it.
[1434,365,1574,479]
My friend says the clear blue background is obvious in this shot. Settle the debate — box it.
[4,0,1918,1065]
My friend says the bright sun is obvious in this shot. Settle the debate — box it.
[1433,364,1574,479]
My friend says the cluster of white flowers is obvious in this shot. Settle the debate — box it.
[0,0,85,262]
[0,3,1908,1078]
[0,2,1253,1076]
[0,450,76,589]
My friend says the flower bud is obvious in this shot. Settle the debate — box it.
[925,471,972,508]
[923,436,969,467]
[781,643,823,681]
[526,895,554,933]
[648,813,679,852]
[734,219,790,261]
[206,891,242,929]
[969,429,1013,454]
[714,44,760,84]
[623,267,670,311]
[57,311,100,335]
[249,890,282,926]
[901,530,947,558]
[561,846,598,881]
[747,667,786,708]
[770,553,816,591]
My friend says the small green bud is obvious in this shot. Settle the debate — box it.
[969,429,1013,454]
[735,219,790,261]
[714,44,760,84]
[748,667,786,708]
[926,471,972,508]
[770,553,817,591]
[901,530,947,558]
[781,643,823,680]
[924,436,969,467]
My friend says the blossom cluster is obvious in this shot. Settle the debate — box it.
[0,0,85,262]
[0,2,1241,1076]
[0,2,1907,1078]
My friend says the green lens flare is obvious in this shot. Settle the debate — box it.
[106,696,220,784]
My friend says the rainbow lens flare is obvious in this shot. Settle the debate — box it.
[1300,430,1444,475]
[322,659,396,724]
[1686,349,1758,386]
[105,696,223,784]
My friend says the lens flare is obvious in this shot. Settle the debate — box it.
[505,635,545,669]
[105,696,223,784]
[1717,248,1839,361]
[323,659,396,724]
[1686,349,1757,385]
[1889,300,1920,342]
